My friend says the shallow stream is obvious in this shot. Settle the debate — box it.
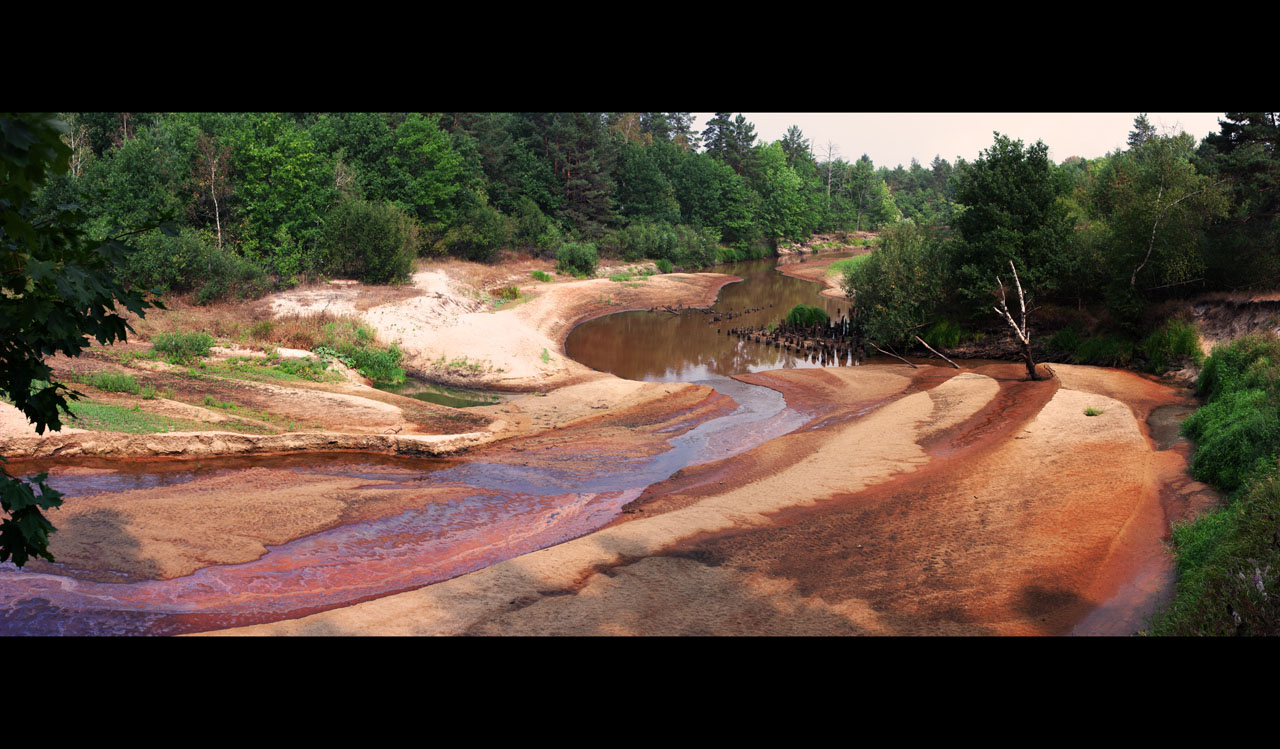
[0,255,841,635]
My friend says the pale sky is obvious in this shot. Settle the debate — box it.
[689,113,1226,169]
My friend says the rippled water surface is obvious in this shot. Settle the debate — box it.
[0,256,842,635]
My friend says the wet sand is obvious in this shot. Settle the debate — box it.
[206,363,1201,636]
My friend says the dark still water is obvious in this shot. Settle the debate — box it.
[566,255,851,382]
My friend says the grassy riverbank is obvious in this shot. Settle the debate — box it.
[1149,333,1280,635]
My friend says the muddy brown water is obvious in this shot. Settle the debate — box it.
[567,255,854,381]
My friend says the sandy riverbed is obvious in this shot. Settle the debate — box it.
[205,362,1206,636]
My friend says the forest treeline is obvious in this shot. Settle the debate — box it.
[33,112,1280,352]
[35,111,921,301]
[842,113,1280,363]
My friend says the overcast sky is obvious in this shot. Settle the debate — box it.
[688,113,1226,169]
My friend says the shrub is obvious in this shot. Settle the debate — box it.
[321,197,422,284]
[1140,319,1203,374]
[512,196,562,255]
[1073,335,1134,367]
[556,241,599,277]
[126,227,270,303]
[311,319,405,385]
[1047,325,1084,358]
[531,270,552,283]
[922,320,978,349]
[655,258,673,274]
[85,372,140,395]
[436,203,510,263]
[786,304,830,328]
[151,331,214,364]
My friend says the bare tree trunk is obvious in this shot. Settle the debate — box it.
[210,157,222,250]
[993,260,1045,381]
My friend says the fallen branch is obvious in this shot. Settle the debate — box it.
[915,336,960,369]
[869,341,917,368]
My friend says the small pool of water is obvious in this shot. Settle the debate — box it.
[566,255,853,382]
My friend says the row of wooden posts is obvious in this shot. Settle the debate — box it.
[719,309,865,366]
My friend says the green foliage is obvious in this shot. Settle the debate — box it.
[1072,335,1135,367]
[1139,319,1203,374]
[84,371,141,395]
[387,112,462,228]
[312,320,404,385]
[435,203,509,263]
[950,133,1074,312]
[531,270,552,282]
[126,227,269,302]
[226,113,335,279]
[613,220,721,269]
[785,304,830,327]
[921,320,980,349]
[1,113,163,565]
[842,222,947,347]
[1084,406,1105,416]
[1150,471,1280,635]
[541,348,551,363]
[510,197,562,255]
[556,241,599,277]
[1180,335,1280,491]
[321,196,422,284]
[655,258,673,274]
[151,331,214,364]
[62,400,204,435]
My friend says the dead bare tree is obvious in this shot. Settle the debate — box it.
[993,260,1045,381]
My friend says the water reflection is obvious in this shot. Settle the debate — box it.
[566,256,851,382]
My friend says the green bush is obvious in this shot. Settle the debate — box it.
[312,319,405,385]
[151,331,214,364]
[1073,335,1134,367]
[1046,325,1084,358]
[126,227,270,303]
[436,204,510,263]
[556,241,599,277]
[85,372,140,395]
[922,320,978,349]
[531,270,552,282]
[786,304,830,328]
[512,197,562,255]
[655,258,673,274]
[1140,319,1203,374]
[321,197,422,284]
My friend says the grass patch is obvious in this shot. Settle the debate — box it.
[83,372,141,395]
[785,304,829,328]
[531,270,552,283]
[1084,406,1105,416]
[541,348,550,364]
[922,320,982,349]
[1140,319,1203,374]
[826,254,871,277]
[308,318,405,385]
[151,331,215,364]
[65,400,206,434]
